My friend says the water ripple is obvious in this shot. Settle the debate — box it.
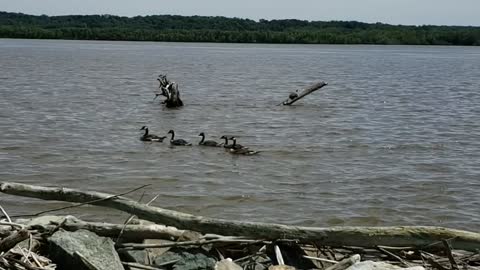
[0,40,479,230]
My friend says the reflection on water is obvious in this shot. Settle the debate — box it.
[1,39,479,230]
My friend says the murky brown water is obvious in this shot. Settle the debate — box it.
[1,39,479,229]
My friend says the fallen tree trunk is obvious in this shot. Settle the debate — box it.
[2,182,480,251]
[280,81,328,105]
[28,216,201,241]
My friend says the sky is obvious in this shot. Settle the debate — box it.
[1,0,479,26]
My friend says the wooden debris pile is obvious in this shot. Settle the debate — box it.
[1,182,480,270]
[0,207,56,270]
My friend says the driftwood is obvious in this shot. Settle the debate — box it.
[155,74,183,108]
[280,81,328,105]
[2,182,480,251]
[0,229,29,252]
[44,216,200,241]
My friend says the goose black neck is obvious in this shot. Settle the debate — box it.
[232,138,237,146]
[223,137,229,145]
[170,131,175,140]
[144,128,149,136]
[200,134,205,143]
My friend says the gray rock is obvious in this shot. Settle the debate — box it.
[154,247,216,270]
[346,261,425,270]
[215,258,242,270]
[118,249,148,264]
[49,229,124,270]
[119,239,172,265]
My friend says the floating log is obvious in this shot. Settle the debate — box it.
[155,74,184,108]
[280,81,328,105]
[2,182,480,251]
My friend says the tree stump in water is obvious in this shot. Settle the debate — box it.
[155,74,184,108]
[280,81,328,105]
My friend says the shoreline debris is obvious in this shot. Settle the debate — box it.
[1,182,480,270]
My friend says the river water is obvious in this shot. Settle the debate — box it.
[0,39,479,230]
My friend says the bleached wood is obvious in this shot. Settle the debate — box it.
[2,182,480,251]
[281,81,328,105]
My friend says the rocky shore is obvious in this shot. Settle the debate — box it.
[1,182,480,270]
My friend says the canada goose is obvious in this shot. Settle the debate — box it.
[228,137,258,155]
[198,132,220,147]
[220,135,233,149]
[167,130,192,146]
[139,126,166,142]
[289,89,299,100]
[229,136,247,150]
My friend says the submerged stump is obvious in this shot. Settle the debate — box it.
[155,74,184,108]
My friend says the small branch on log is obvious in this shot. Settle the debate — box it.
[378,246,411,267]
[118,238,269,250]
[421,252,449,270]
[3,182,480,251]
[442,239,459,270]
[0,205,12,224]
[12,184,150,218]
[0,222,25,230]
[116,193,159,243]
[122,259,178,270]
[280,81,328,106]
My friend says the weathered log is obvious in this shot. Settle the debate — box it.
[56,216,200,241]
[155,74,183,108]
[18,215,199,241]
[2,182,480,251]
[280,81,328,105]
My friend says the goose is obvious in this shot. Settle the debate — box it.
[229,136,247,150]
[140,126,166,142]
[198,132,220,147]
[289,89,299,100]
[167,130,192,146]
[220,135,233,149]
[228,137,258,155]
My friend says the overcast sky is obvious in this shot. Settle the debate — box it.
[1,0,479,26]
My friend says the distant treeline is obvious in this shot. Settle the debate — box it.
[1,11,479,45]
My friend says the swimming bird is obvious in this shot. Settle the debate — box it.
[167,130,192,146]
[139,126,166,142]
[229,136,247,150]
[228,136,258,155]
[220,135,233,149]
[198,132,220,147]
[289,89,299,100]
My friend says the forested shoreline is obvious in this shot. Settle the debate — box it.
[1,11,479,45]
